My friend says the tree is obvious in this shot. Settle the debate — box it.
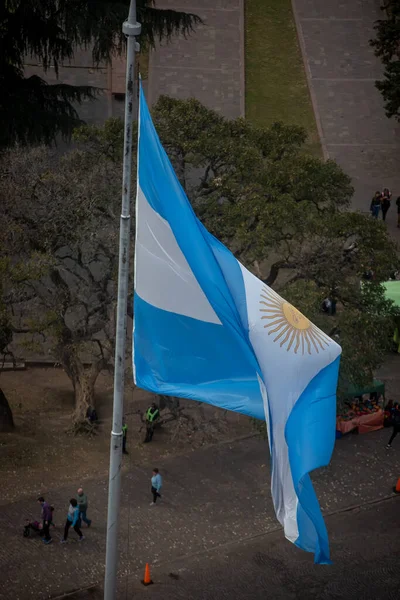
[0,261,14,432]
[1,98,398,427]
[0,0,201,147]
[370,1,400,120]
[152,96,400,393]
[0,137,124,425]
[0,255,47,431]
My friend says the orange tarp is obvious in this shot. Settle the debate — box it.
[336,409,384,435]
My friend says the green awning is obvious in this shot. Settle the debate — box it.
[383,281,400,308]
[343,379,385,399]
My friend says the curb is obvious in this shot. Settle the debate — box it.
[290,0,328,160]
[239,0,246,117]
[151,492,399,569]
[50,584,100,599]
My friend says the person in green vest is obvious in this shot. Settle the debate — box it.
[122,419,128,455]
[144,402,160,443]
[77,487,92,527]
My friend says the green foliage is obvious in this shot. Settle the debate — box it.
[151,96,399,393]
[0,144,122,381]
[0,0,201,147]
[73,118,128,163]
[282,280,398,399]
[370,1,400,120]
[2,97,399,413]
[1,66,98,148]
[0,255,49,358]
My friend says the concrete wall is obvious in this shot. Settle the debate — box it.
[23,48,131,126]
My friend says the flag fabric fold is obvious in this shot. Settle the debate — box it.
[133,85,341,563]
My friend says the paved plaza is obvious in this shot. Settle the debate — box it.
[147,0,245,118]
[1,429,400,599]
[292,0,400,237]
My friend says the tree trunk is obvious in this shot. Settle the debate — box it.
[0,386,14,432]
[58,344,105,425]
[73,372,97,424]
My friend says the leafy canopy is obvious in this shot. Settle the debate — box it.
[152,96,400,393]
[77,96,400,391]
[1,97,399,411]
[0,140,124,421]
[0,0,201,147]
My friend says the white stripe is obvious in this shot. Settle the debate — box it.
[258,375,271,453]
[271,427,299,542]
[135,186,221,325]
[239,263,340,542]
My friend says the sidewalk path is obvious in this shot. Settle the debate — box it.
[147,1,245,118]
[292,0,400,238]
[122,497,400,600]
[1,430,400,599]
[55,497,400,599]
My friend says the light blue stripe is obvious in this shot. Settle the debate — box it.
[137,85,261,379]
[134,294,264,420]
[135,84,340,564]
[204,230,250,334]
[285,356,340,564]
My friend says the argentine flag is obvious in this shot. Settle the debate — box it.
[133,85,341,564]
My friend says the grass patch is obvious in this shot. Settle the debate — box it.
[245,0,320,155]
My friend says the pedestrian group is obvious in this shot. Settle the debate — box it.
[34,465,163,546]
[36,487,92,545]
[370,188,400,227]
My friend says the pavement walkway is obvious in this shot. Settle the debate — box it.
[67,496,400,600]
[292,0,400,239]
[147,0,245,118]
[1,429,400,599]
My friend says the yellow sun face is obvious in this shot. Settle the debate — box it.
[260,287,329,355]
[282,302,310,331]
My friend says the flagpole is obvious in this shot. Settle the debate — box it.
[104,2,141,599]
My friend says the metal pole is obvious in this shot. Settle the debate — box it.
[104,2,141,599]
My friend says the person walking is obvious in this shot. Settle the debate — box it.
[386,403,400,449]
[382,187,392,200]
[150,468,162,506]
[77,488,92,527]
[396,196,400,228]
[37,496,52,544]
[61,498,84,543]
[122,419,128,455]
[144,402,160,443]
[381,188,391,222]
[370,191,381,219]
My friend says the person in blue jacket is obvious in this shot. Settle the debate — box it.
[150,468,162,506]
[61,498,84,543]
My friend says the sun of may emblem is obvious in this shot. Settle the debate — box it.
[259,287,329,355]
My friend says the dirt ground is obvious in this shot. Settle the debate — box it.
[1,357,400,600]
[1,351,399,504]
[0,367,254,503]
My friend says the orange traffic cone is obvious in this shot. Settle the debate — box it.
[394,477,400,494]
[142,563,153,586]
